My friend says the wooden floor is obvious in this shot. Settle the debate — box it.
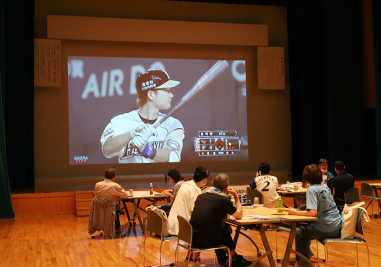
[2,182,381,267]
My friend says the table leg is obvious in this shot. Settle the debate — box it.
[132,199,145,234]
[122,200,132,223]
[281,223,315,267]
[281,223,295,267]
[250,226,276,267]
[229,223,261,257]
[233,225,241,245]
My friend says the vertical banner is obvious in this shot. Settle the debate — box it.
[34,39,61,87]
[257,47,285,90]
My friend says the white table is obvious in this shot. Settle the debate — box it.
[277,187,307,208]
[121,190,170,233]
[227,206,318,267]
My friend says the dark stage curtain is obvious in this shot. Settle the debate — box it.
[0,71,14,218]
[373,0,381,178]
[0,0,34,218]
[287,0,373,177]
[0,0,13,218]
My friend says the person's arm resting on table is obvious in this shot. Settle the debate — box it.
[115,184,131,199]
[287,208,317,217]
[227,187,243,219]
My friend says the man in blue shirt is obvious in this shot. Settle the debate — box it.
[318,158,334,184]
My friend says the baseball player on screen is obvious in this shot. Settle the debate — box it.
[100,69,185,163]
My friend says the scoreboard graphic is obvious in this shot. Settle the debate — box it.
[194,131,241,156]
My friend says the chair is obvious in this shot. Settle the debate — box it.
[361,183,381,218]
[337,187,360,213]
[88,195,116,239]
[336,187,360,213]
[317,208,370,267]
[142,209,177,267]
[246,187,262,204]
[176,215,231,267]
[345,187,360,204]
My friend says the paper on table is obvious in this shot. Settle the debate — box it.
[279,182,302,190]
[230,211,279,220]
[241,214,281,220]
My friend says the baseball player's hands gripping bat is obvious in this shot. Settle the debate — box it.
[153,60,230,128]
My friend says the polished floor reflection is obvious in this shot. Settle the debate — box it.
[2,191,381,267]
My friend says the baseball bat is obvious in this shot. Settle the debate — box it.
[154,60,230,128]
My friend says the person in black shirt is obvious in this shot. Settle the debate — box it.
[327,161,355,209]
[189,173,252,267]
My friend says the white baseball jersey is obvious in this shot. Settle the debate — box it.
[100,109,184,163]
[251,174,279,208]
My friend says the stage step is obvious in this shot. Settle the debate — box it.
[75,192,93,217]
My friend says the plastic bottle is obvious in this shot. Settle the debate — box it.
[150,183,153,195]
[231,195,236,206]
[277,196,283,213]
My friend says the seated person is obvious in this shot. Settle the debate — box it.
[94,167,130,231]
[159,169,185,211]
[190,173,252,267]
[318,158,334,184]
[249,162,279,208]
[327,161,355,208]
[287,164,342,267]
[168,166,209,235]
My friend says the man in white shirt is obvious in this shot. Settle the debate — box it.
[249,162,279,208]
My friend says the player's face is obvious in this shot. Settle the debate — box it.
[152,88,173,110]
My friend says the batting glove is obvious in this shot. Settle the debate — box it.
[131,135,157,159]
[130,124,157,139]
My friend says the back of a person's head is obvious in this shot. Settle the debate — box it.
[303,164,322,184]
[167,169,184,183]
[104,167,116,179]
[258,162,270,174]
[334,161,345,171]
[318,158,328,165]
[213,173,229,191]
[193,166,209,182]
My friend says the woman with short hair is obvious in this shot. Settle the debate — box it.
[287,164,342,267]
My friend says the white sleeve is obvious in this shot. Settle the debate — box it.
[100,115,134,158]
[163,128,184,162]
